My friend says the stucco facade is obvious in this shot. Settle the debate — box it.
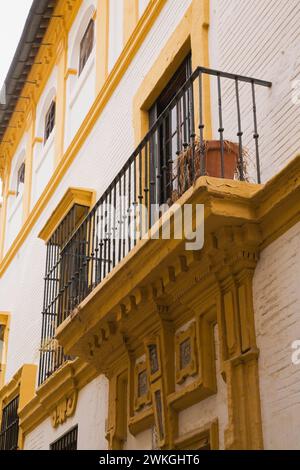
[0,0,299,451]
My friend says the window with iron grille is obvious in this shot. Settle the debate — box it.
[50,425,78,450]
[38,204,89,385]
[79,19,94,75]
[0,396,19,450]
[149,54,192,205]
[44,100,56,143]
[16,162,25,196]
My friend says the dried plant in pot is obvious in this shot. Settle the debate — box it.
[171,138,243,203]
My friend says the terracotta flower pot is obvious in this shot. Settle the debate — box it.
[203,140,239,179]
[171,139,239,203]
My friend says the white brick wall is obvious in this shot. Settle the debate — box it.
[253,221,300,449]
[24,375,108,450]
[2,0,300,450]
[210,0,300,182]
[0,0,192,383]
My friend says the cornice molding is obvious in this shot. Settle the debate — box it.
[0,0,168,276]
[18,359,97,436]
[38,187,96,242]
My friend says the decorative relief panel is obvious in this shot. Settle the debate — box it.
[51,390,78,428]
[151,379,166,448]
[134,361,151,412]
[175,322,198,384]
[145,337,162,383]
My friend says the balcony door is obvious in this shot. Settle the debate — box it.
[149,54,192,206]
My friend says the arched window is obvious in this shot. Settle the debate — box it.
[79,19,95,75]
[16,161,25,196]
[44,100,56,143]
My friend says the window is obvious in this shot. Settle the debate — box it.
[38,204,89,385]
[50,425,78,450]
[79,19,95,75]
[16,162,25,196]
[0,396,19,451]
[0,325,4,364]
[0,314,9,388]
[44,100,56,143]
[149,55,192,205]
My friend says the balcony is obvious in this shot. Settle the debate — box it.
[38,66,271,385]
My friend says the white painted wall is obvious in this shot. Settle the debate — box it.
[4,134,27,254]
[31,68,57,209]
[6,0,300,451]
[253,222,300,450]
[138,0,150,18]
[0,0,192,396]
[65,0,97,148]
[209,0,300,183]
[23,375,109,450]
[177,325,227,450]
[108,0,124,72]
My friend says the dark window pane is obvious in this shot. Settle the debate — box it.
[79,19,94,75]
[0,396,19,450]
[38,204,89,385]
[44,100,56,143]
[50,425,78,450]
[149,54,192,205]
[16,162,25,195]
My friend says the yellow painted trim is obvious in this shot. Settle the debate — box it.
[32,137,44,148]
[54,35,68,166]
[0,364,37,450]
[0,0,167,277]
[133,0,211,145]
[175,322,197,385]
[0,313,10,388]
[0,0,83,171]
[22,109,36,222]
[0,162,11,260]
[18,359,97,437]
[124,0,139,45]
[95,0,109,94]
[134,360,151,411]
[174,419,219,450]
[65,68,78,80]
[38,187,96,242]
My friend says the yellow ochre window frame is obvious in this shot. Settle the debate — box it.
[0,313,10,388]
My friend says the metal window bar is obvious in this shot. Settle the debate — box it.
[0,395,19,451]
[39,67,271,379]
[38,204,89,385]
[44,100,56,143]
[50,425,78,450]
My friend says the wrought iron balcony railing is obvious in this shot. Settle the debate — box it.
[38,66,271,385]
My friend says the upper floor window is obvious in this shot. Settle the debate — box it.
[149,54,192,205]
[0,314,9,388]
[16,162,25,196]
[0,396,19,450]
[44,100,56,143]
[79,19,94,75]
[50,425,78,450]
[38,203,89,385]
[0,324,5,382]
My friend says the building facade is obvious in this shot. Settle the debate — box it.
[0,0,300,450]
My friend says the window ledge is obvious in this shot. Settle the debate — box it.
[38,187,96,242]
[35,132,55,173]
[7,193,23,223]
[69,52,95,109]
